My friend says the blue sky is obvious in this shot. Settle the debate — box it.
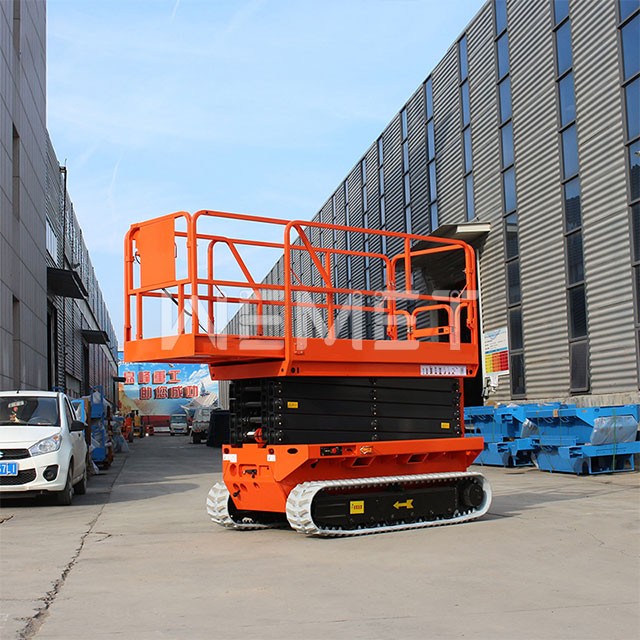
[46,0,483,345]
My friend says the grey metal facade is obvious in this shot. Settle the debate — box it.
[1,0,118,403]
[229,0,639,407]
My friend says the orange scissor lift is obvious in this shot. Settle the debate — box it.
[124,210,491,536]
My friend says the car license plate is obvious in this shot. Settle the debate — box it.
[0,462,18,476]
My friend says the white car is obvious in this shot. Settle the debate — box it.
[0,391,88,505]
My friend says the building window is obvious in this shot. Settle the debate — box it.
[459,36,474,221]
[497,33,510,79]
[495,0,507,34]
[554,0,589,393]
[498,77,512,123]
[377,137,387,254]
[425,77,438,231]
[400,107,412,233]
[46,218,59,264]
[619,0,640,385]
[12,125,20,220]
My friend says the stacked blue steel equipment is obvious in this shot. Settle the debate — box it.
[88,385,110,467]
[465,403,640,475]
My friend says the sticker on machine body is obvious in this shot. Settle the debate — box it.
[222,453,237,463]
[420,365,466,377]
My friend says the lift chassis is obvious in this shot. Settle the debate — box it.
[124,210,491,536]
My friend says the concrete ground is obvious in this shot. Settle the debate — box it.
[0,434,638,640]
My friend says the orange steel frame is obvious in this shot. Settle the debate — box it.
[124,210,480,380]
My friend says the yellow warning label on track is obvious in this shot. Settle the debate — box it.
[350,500,365,514]
[441,422,450,429]
[287,401,299,409]
[393,499,414,510]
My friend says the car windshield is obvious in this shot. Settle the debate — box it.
[0,397,60,426]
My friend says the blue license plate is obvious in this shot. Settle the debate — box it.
[0,462,18,476]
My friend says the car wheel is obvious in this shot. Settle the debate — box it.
[56,466,74,506]
[74,465,88,495]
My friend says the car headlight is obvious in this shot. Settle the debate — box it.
[29,434,62,456]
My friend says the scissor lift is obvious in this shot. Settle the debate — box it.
[124,210,491,535]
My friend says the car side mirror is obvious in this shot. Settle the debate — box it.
[70,420,87,432]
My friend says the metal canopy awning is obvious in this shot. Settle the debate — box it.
[431,222,491,245]
[47,267,88,299]
[81,329,110,345]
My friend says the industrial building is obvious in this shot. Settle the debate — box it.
[227,0,639,408]
[0,0,118,401]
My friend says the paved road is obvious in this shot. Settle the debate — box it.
[1,435,638,639]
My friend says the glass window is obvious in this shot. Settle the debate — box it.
[405,206,412,234]
[620,0,640,23]
[505,212,519,259]
[379,167,384,195]
[378,137,384,164]
[425,78,434,120]
[507,259,521,305]
[465,174,475,220]
[626,78,640,142]
[559,71,576,127]
[459,36,468,80]
[499,76,512,124]
[562,124,579,180]
[461,81,470,126]
[427,120,435,160]
[554,0,570,24]
[497,33,510,79]
[630,139,640,201]
[401,108,408,139]
[403,140,409,172]
[501,121,514,168]
[621,14,640,82]
[566,231,585,285]
[555,20,573,77]
[570,340,589,392]
[495,0,507,35]
[429,161,437,202]
[568,284,588,338]
[345,181,349,201]
[404,174,411,205]
[510,352,526,396]
[362,186,368,211]
[361,158,366,182]
[380,197,386,226]
[563,177,582,231]
[632,203,640,262]
[463,127,472,174]
[509,307,523,351]
[503,167,517,212]
[430,203,439,231]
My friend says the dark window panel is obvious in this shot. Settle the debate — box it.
[401,109,408,140]
[362,186,368,212]
[559,71,576,127]
[632,203,640,263]
[499,76,512,124]
[568,284,588,339]
[566,231,585,285]
[555,20,573,77]
[379,167,385,195]
[554,0,570,24]
[404,173,411,205]
[507,259,521,305]
[626,78,640,142]
[461,81,470,126]
[495,0,507,34]
[405,206,412,234]
[509,306,523,351]
[505,212,519,259]
[622,14,640,82]
[403,140,409,172]
[425,78,434,120]
[465,173,475,220]
[562,124,579,180]
[503,167,517,213]
[361,158,366,182]
[427,120,435,160]
[620,0,640,23]
[510,352,526,396]
[501,121,514,169]
[429,161,437,202]
[497,32,510,79]
[380,197,386,227]
[570,340,590,392]
[463,126,472,174]
[430,203,439,232]
[459,35,468,80]
[377,138,384,165]
[635,265,640,316]
[630,139,640,201]
[564,177,582,232]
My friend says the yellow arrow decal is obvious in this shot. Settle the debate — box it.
[393,499,414,510]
